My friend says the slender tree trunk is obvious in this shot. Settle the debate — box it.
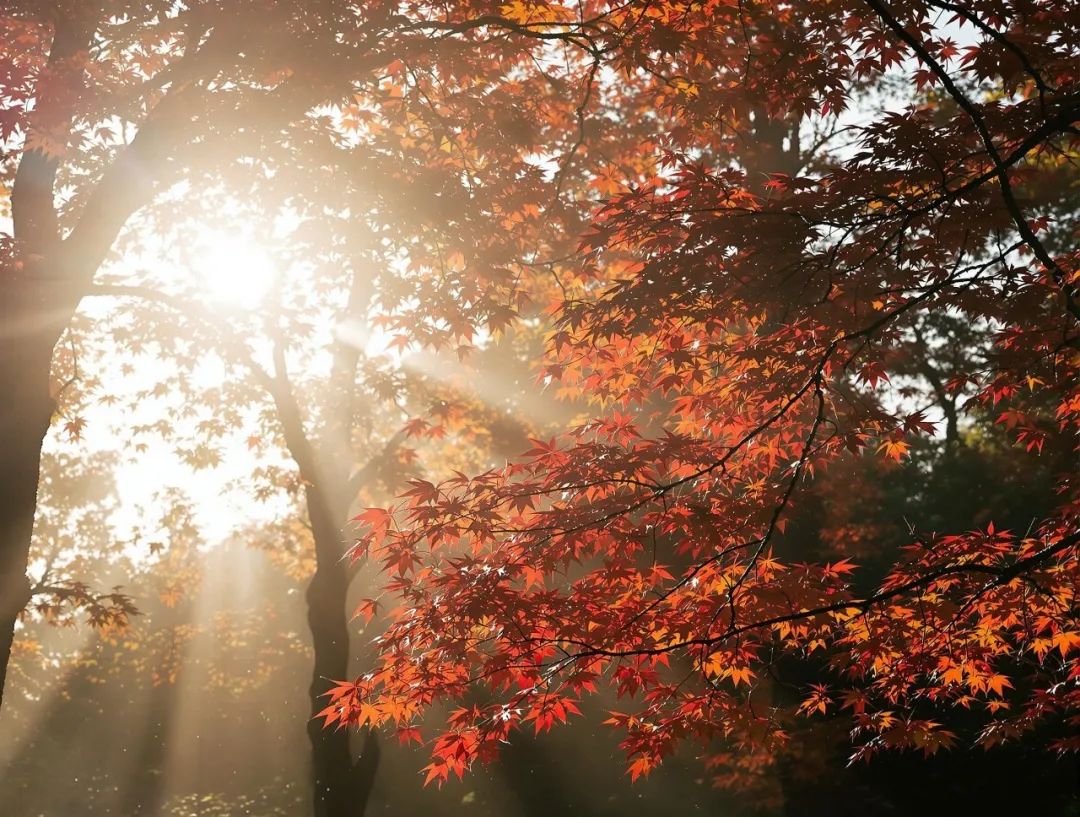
[265,259,383,817]
[0,394,52,709]
[273,394,376,817]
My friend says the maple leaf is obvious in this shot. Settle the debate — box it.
[877,439,910,462]
[397,726,423,746]
[63,417,87,441]
[352,598,379,624]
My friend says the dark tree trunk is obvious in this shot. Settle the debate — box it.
[0,368,52,708]
[0,266,81,707]
[304,487,380,817]
[0,14,86,710]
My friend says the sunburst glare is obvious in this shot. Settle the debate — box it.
[195,232,278,310]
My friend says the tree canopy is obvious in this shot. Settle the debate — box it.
[1,0,1078,814]
[318,0,1080,791]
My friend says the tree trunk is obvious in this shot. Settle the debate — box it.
[0,10,172,707]
[0,14,86,710]
[265,294,382,816]
[305,486,380,817]
[0,387,52,709]
[0,269,80,708]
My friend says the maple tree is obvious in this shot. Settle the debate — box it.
[320,0,1080,794]
[2,0,1079,812]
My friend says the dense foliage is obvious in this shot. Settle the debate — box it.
[323,0,1080,791]
[1,0,1078,811]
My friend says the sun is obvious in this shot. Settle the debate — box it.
[195,231,279,310]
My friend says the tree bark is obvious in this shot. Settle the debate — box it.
[0,12,85,708]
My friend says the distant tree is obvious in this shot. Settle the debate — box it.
[330,0,1080,791]
[80,192,544,816]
